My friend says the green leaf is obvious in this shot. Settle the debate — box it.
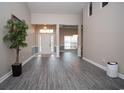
[3,18,28,49]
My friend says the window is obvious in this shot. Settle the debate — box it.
[89,2,92,16]
[40,29,53,33]
[64,35,78,49]
[102,2,108,7]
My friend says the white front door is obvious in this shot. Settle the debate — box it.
[41,34,51,54]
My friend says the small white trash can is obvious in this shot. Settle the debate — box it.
[107,62,118,78]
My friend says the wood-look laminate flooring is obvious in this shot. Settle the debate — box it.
[0,51,124,90]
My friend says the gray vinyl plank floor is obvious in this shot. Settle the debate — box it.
[0,51,124,90]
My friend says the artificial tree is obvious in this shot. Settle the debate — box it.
[3,17,28,76]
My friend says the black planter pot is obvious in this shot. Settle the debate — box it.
[12,63,22,77]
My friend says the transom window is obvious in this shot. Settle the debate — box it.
[89,2,92,16]
[40,29,53,33]
[102,2,108,7]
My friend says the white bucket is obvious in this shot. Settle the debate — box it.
[107,62,118,78]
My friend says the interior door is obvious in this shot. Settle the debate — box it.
[41,34,51,54]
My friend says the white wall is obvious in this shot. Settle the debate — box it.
[31,13,82,25]
[83,2,124,75]
[0,3,35,78]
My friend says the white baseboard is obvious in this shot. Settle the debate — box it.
[22,54,36,66]
[0,54,35,84]
[82,57,124,80]
[0,71,12,83]
[82,57,107,70]
[118,73,124,80]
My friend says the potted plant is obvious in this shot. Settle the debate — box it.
[3,15,28,77]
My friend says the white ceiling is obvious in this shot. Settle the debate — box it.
[27,2,87,15]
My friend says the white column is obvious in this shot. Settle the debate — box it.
[56,24,60,57]
[78,25,81,57]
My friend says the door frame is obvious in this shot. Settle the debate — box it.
[38,32,55,55]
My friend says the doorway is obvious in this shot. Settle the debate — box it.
[59,25,78,53]
[39,29,54,55]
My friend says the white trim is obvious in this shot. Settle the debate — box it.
[82,57,124,80]
[0,70,12,83]
[82,57,107,70]
[56,45,60,57]
[77,45,81,57]
[22,54,36,66]
[0,54,35,84]
[118,73,124,80]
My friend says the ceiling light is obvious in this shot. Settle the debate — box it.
[43,26,47,29]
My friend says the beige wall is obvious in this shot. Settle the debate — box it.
[59,28,78,46]
[0,3,35,78]
[83,2,124,74]
[31,13,82,25]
